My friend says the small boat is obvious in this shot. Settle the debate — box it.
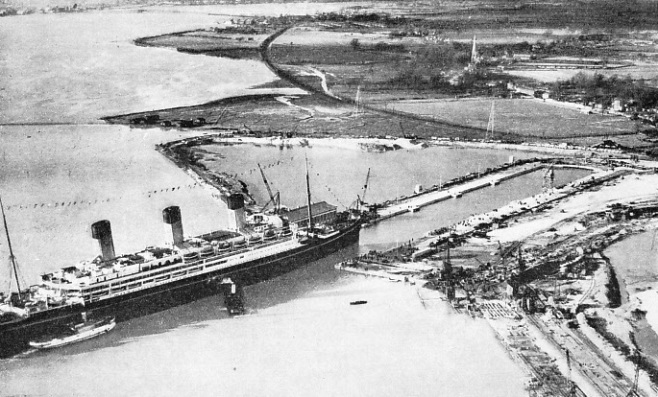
[350,300,368,305]
[29,317,116,350]
[222,279,245,316]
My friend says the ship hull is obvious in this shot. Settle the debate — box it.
[0,221,360,357]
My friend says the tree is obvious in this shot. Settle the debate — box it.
[350,38,360,50]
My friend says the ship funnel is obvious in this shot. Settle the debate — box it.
[223,194,245,232]
[91,220,116,261]
[163,206,184,247]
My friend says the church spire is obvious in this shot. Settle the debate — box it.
[471,35,478,64]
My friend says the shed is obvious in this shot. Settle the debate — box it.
[282,201,337,228]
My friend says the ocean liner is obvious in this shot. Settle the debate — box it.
[0,164,361,357]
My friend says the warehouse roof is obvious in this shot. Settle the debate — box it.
[283,201,337,224]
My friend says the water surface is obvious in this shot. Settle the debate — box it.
[0,5,581,396]
[203,143,590,251]
[605,231,658,360]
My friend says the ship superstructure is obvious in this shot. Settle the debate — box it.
[0,168,361,357]
[29,222,301,311]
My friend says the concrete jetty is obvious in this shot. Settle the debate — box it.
[412,167,628,254]
[374,162,546,222]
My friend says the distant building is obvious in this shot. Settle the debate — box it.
[612,98,623,112]
[510,84,535,97]
[513,53,533,61]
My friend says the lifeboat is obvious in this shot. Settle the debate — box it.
[182,251,199,261]
[199,245,214,258]
[263,230,276,241]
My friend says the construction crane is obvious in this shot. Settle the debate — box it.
[257,163,280,214]
[495,241,520,282]
[499,241,522,259]
[498,241,522,268]
[517,245,526,273]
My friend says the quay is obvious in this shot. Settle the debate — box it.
[339,164,658,397]
[371,159,588,223]
[415,167,628,253]
[334,263,411,282]
[335,259,431,283]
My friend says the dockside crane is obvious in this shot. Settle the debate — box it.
[257,163,280,214]
[356,168,371,211]
[498,241,522,270]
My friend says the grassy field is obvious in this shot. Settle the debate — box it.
[137,30,266,59]
[266,23,658,144]
[111,2,658,152]
[270,43,407,66]
[103,93,485,139]
[508,65,658,85]
[390,98,638,139]
[381,0,658,30]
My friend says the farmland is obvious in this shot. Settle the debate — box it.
[390,98,638,139]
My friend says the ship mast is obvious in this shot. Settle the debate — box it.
[305,155,314,234]
[0,195,22,297]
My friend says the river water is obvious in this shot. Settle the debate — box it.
[604,232,658,361]
[202,142,588,252]
[0,5,588,397]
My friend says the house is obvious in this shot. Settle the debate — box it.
[173,119,194,128]
[513,85,535,97]
[611,98,623,112]
[512,53,533,61]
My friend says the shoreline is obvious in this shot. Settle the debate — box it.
[160,130,639,157]
[99,14,658,151]
[182,130,658,394]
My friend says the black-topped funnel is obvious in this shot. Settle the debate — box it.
[91,220,116,261]
[163,206,184,246]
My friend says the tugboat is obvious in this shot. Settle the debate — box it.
[29,317,116,350]
[221,278,245,316]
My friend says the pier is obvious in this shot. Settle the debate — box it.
[372,161,548,223]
